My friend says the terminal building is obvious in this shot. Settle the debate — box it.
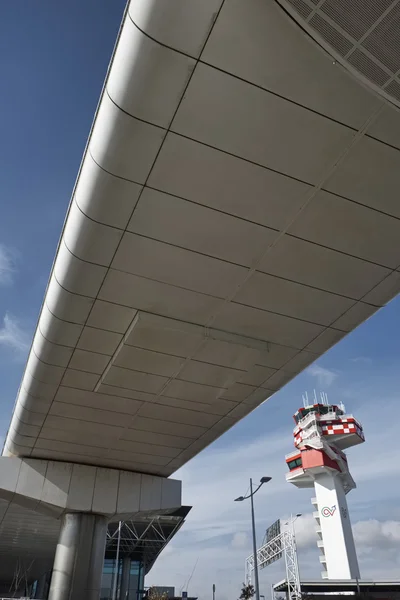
[0,501,190,599]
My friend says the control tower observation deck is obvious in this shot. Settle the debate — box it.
[285,395,364,580]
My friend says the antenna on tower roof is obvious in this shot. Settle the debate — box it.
[313,389,318,404]
[305,391,309,406]
[320,392,328,405]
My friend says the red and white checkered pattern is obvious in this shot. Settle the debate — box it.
[321,422,364,440]
[322,424,354,435]
[293,416,364,446]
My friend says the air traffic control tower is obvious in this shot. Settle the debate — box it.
[285,394,364,580]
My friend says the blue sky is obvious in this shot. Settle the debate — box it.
[1,2,400,599]
[0,0,126,427]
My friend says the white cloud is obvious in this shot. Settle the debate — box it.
[0,313,30,357]
[291,514,318,549]
[0,244,15,285]
[306,364,338,387]
[354,519,400,551]
[283,515,400,555]
[350,357,372,365]
[352,519,400,578]
[231,532,249,549]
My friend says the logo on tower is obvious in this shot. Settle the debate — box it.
[321,505,336,517]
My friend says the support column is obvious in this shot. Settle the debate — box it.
[48,513,108,600]
[314,472,360,579]
[35,572,48,598]
[120,556,131,600]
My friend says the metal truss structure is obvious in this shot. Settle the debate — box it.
[106,510,189,573]
[9,557,35,597]
[246,530,301,600]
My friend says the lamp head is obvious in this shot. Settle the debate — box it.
[260,476,272,484]
[234,496,244,502]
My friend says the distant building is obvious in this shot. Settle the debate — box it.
[148,587,198,600]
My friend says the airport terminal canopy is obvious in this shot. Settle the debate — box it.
[2,0,400,597]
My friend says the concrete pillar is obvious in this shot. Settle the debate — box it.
[314,472,360,579]
[120,557,131,600]
[35,572,48,598]
[48,512,108,600]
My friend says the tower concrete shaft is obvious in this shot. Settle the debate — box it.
[313,472,359,579]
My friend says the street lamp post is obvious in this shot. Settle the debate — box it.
[249,479,260,600]
[235,476,272,600]
[285,514,302,539]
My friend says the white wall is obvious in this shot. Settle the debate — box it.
[314,472,360,579]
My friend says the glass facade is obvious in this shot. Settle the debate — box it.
[129,560,144,600]
[101,558,144,600]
